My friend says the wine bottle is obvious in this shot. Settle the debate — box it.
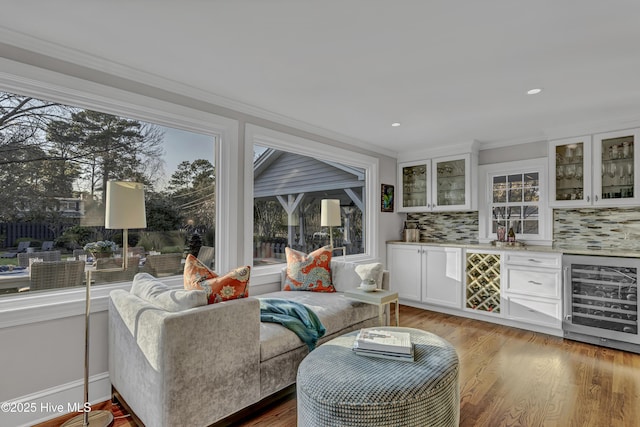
[507,226,516,242]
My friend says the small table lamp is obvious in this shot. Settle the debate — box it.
[321,199,341,248]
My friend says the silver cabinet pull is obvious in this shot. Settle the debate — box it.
[527,258,542,263]
[528,280,542,285]
[595,195,599,202]
[586,195,590,202]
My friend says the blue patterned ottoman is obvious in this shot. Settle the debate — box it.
[296,327,460,426]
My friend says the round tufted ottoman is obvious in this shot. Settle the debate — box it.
[296,327,460,427]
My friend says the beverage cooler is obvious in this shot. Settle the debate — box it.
[563,255,639,353]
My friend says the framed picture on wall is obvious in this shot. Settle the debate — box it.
[381,184,394,212]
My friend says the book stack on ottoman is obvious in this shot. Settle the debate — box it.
[352,328,414,361]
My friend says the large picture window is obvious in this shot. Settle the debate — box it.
[247,125,378,271]
[0,91,216,297]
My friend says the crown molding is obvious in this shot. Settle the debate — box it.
[0,26,397,159]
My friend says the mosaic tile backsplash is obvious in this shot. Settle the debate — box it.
[406,212,479,242]
[553,207,640,250]
[406,207,640,249]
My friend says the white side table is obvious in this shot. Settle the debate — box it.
[344,288,400,326]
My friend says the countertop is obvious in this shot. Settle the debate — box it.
[386,240,640,258]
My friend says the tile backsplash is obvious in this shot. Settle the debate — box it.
[553,207,640,250]
[406,212,479,242]
[406,207,640,249]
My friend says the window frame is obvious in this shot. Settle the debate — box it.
[244,124,380,285]
[0,58,239,328]
[478,157,552,245]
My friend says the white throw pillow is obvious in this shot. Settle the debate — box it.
[130,272,208,312]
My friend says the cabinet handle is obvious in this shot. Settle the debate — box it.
[527,258,542,263]
[586,195,590,202]
[528,280,543,285]
[595,195,599,202]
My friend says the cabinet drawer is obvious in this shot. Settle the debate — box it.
[504,252,561,269]
[506,267,561,298]
[506,296,561,328]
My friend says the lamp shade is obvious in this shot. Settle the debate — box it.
[320,199,341,227]
[105,181,147,229]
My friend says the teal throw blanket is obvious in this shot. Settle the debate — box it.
[258,298,326,351]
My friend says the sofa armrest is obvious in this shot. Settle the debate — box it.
[109,290,261,426]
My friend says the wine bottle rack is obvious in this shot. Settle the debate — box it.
[466,252,501,313]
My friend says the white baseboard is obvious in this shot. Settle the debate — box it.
[0,372,111,427]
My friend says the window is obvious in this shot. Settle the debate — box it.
[0,90,216,297]
[478,158,552,244]
[246,125,378,271]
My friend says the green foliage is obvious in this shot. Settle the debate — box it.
[55,225,96,250]
[160,246,184,254]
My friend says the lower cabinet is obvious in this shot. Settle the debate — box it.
[387,244,462,308]
[503,252,563,330]
[387,243,564,336]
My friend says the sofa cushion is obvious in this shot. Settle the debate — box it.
[257,290,378,361]
[183,254,250,304]
[283,246,335,292]
[130,272,207,312]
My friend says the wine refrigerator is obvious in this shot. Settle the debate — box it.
[563,255,639,353]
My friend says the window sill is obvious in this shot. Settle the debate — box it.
[0,276,184,329]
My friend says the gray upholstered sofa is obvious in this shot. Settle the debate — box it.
[108,261,388,427]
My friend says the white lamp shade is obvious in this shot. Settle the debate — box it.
[105,181,147,229]
[321,199,341,227]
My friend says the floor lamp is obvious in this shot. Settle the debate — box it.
[63,181,146,427]
[321,199,345,257]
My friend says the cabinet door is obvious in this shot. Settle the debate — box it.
[593,128,640,206]
[424,247,462,308]
[398,161,430,212]
[387,244,423,301]
[432,154,472,211]
[549,136,592,207]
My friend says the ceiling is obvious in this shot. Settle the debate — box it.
[2,1,640,156]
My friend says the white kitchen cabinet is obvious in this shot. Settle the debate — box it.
[387,244,462,308]
[503,251,563,330]
[550,128,640,207]
[398,153,476,212]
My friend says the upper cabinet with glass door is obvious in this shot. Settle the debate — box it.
[398,153,476,212]
[399,160,430,211]
[549,129,640,208]
[432,154,473,211]
[593,129,640,207]
[549,136,592,207]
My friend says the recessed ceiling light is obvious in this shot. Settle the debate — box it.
[527,88,542,95]
[391,122,401,127]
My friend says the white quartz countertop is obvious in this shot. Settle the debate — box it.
[386,240,640,258]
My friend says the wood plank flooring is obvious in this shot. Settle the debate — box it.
[36,305,640,426]
[237,305,640,427]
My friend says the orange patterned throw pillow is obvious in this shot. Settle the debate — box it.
[183,254,250,304]
[283,246,335,292]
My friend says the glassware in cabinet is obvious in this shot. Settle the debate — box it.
[435,158,466,206]
[549,136,592,207]
[399,162,429,210]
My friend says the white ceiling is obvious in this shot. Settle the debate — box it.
[2,1,640,155]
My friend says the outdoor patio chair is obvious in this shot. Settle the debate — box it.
[17,250,62,268]
[41,241,54,251]
[93,256,141,284]
[142,253,183,277]
[73,249,87,260]
[197,245,215,268]
[29,260,84,291]
[0,241,31,258]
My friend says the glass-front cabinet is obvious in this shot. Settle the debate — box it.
[550,129,640,207]
[399,160,429,211]
[398,154,473,212]
[593,129,640,207]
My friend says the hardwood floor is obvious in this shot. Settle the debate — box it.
[237,305,640,427]
[36,305,640,426]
